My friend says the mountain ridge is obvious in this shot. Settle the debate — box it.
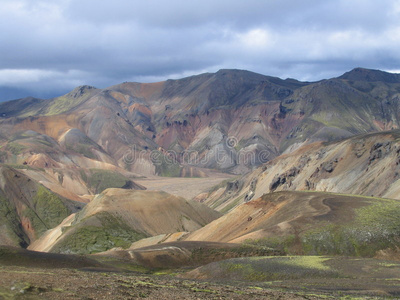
[0,67,399,186]
[338,67,400,83]
[3,67,397,104]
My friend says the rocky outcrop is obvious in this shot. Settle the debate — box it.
[225,180,242,194]
[368,141,392,165]
[244,178,257,202]
[269,167,300,192]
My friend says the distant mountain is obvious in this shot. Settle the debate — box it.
[0,67,399,184]
[339,67,400,83]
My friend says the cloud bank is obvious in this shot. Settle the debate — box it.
[1,0,400,100]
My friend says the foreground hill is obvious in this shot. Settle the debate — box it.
[1,244,400,299]
[0,67,400,178]
[183,255,400,297]
[29,189,221,254]
[186,191,400,258]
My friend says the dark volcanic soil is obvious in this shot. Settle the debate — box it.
[0,265,324,300]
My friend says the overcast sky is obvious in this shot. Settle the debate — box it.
[1,0,400,101]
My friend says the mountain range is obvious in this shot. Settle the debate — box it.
[1,67,400,180]
[1,67,400,242]
[2,68,400,298]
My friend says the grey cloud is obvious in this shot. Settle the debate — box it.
[1,0,400,101]
[64,0,399,31]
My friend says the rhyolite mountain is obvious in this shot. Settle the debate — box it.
[1,67,400,179]
[199,130,400,212]
[0,67,400,209]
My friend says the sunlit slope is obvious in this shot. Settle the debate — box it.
[30,189,221,254]
[0,165,84,247]
[186,191,400,257]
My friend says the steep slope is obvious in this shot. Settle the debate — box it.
[0,165,85,248]
[186,191,400,257]
[30,189,221,254]
[1,68,399,175]
[203,130,400,212]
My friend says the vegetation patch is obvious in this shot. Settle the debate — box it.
[20,186,71,238]
[32,186,71,231]
[66,142,96,159]
[0,194,29,247]
[83,169,132,194]
[302,199,400,257]
[6,142,27,155]
[201,256,339,282]
[9,131,37,142]
[244,196,400,257]
[277,256,331,271]
[244,235,298,255]
[44,87,94,116]
[52,212,146,254]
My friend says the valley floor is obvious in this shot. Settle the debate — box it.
[135,171,234,199]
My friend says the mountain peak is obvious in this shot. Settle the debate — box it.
[66,85,97,99]
[216,68,252,74]
[339,67,400,83]
[214,68,267,79]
